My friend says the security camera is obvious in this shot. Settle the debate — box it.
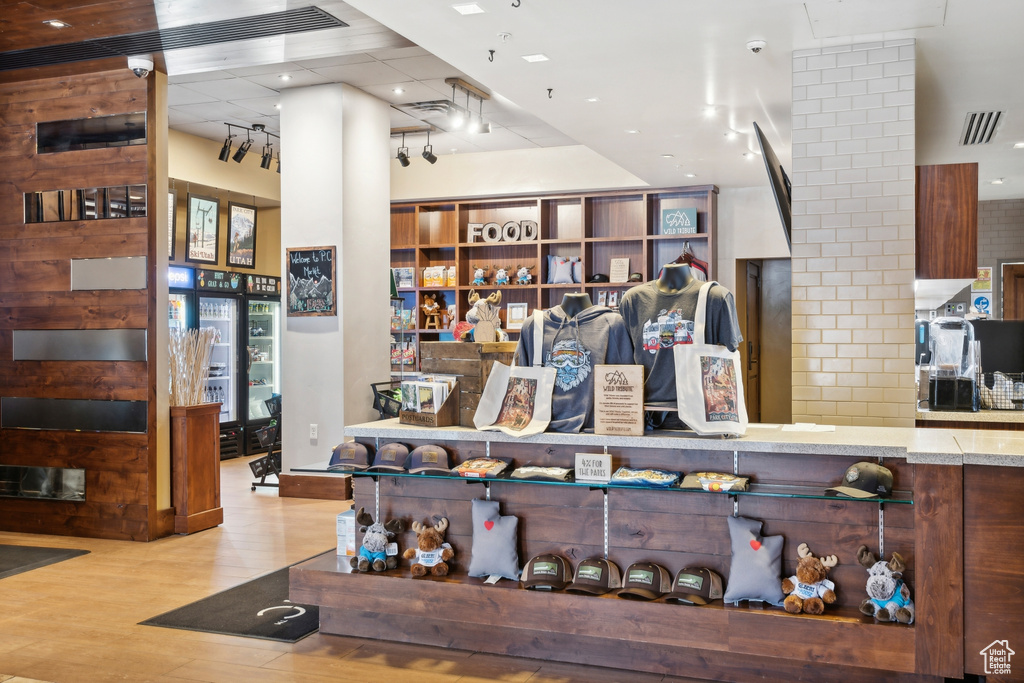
[127,56,153,78]
[746,40,767,54]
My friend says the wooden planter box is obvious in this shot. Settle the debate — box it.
[170,403,223,534]
[419,342,516,426]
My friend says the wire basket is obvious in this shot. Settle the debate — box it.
[371,381,403,419]
[981,372,1024,410]
[264,394,282,418]
[255,422,278,448]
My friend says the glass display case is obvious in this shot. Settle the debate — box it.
[246,298,281,421]
[198,294,239,424]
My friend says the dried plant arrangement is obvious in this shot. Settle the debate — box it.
[169,327,216,406]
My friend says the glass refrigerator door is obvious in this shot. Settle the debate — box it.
[246,299,281,420]
[199,295,238,423]
[168,292,191,335]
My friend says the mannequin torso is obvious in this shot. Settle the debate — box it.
[657,263,696,294]
[560,292,594,318]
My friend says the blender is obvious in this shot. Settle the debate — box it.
[927,317,979,411]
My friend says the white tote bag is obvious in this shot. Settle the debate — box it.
[673,282,748,436]
[474,310,556,437]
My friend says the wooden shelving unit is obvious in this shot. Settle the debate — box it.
[391,185,718,370]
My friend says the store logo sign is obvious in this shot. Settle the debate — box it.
[980,640,1015,676]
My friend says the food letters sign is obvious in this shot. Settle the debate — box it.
[287,246,336,317]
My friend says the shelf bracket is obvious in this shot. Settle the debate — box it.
[878,502,885,558]
[603,489,609,560]
[733,497,739,517]
[733,450,739,475]
[486,482,491,501]
[374,476,381,521]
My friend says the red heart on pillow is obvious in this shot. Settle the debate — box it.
[484,521,494,531]
[749,539,761,551]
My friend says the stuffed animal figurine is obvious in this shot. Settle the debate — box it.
[350,507,404,572]
[781,543,838,614]
[856,545,915,624]
[471,265,488,286]
[403,517,454,576]
[494,265,511,286]
[466,289,507,342]
[515,265,534,285]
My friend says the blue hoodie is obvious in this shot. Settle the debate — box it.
[515,305,633,432]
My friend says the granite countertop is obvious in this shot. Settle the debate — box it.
[345,419,966,465]
[955,431,1024,466]
[916,408,1024,423]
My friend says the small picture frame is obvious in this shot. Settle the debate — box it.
[186,193,220,265]
[607,290,619,308]
[227,201,257,269]
[597,291,608,306]
[506,302,528,330]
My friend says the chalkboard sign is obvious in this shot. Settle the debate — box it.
[197,268,243,292]
[287,246,336,316]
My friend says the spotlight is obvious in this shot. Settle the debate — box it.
[397,133,410,167]
[276,154,281,174]
[218,137,232,162]
[232,137,252,163]
[422,131,437,164]
[260,145,273,169]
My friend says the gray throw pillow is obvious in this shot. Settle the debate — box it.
[467,498,520,580]
[722,515,785,606]
[551,258,574,285]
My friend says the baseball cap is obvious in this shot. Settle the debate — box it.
[566,557,622,595]
[521,553,572,590]
[328,442,372,471]
[827,461,893,499]
[407,444,451,474]
[628,272,644,283]
[617,562,672,600]
[367,442,410,471]
[587,273,609,283]
[666,567,724,605]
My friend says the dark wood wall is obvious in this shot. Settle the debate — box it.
[0,68,166,540]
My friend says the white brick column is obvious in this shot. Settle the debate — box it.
[790,40,917,427]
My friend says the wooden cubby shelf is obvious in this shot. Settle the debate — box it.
[390,186,718,370]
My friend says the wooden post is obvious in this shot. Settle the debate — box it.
[170,403,223,534]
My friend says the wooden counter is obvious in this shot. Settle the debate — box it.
[290,422,1014,682]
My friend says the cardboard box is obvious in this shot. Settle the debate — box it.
[337,509,355,556]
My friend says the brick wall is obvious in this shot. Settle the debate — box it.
[978,198,1024,318]
[790,40,917,427]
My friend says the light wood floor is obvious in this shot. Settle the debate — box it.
[0,456,701,683]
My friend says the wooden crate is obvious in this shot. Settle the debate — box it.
[419,342,517,426]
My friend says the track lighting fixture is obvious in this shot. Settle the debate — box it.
[276,154,281,174]
[422,131,437,164]
[397,133,411,167]
[217,123,280,171]
[442,78,491,136]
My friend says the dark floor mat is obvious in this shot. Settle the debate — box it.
[0,544,89,580]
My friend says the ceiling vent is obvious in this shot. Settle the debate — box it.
[0,6,347,72]
[959,111,1003,145]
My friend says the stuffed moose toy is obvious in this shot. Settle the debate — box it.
[782,542,838,614]
[350,507,404,572]
[856,545,915,624]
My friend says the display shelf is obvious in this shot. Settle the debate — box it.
[647,233,708,241]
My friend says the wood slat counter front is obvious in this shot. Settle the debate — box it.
[290,422,1024,682]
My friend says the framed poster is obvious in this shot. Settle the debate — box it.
[506,302,528,330]
[186,193,220,264]
[227,202,257,269]
[168,189,177,260]
[287,246,336,316]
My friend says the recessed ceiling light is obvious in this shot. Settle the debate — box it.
[684,173,697,178]
[279,74,292,81]
[521,53,549,63]
[585,97,600,103]
[452,2,485,14]
[660,154,674,158]
[274,103,282,110]
[725,130,738,140]
[743,152,756,159]
[393,87,405,95]
[991,178,1005,185]
[1015,142,1024,149]
[449,148,459,154]
[625,129,640,134]
[42,19,70,28]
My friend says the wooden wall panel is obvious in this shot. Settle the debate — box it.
[915,163,979,280]
[0,67,160,541]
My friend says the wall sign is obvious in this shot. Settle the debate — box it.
[287,246,336,317]
[575,452,613,483]
[246,274,280,295]
[660,207,698,235]
[186,193,220,264]
[467,220,538,243]
[593,365,644,436]
[197,268,243,292]
[227,202,257,269]
[168,266,195,289]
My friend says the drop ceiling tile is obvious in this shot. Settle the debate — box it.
[310,61,408,86]
[507,124,569,140]
[173,100,274,124]
[167,84,219,107]
[244,70,332,89]
[383,55,459,81]
[170,121,233,142]
[530,134,579,148]
[225,62,304,77]
[184,78,280,100]
[233,96,284,117]
[169,70,235,84]
[294,53,375,69]
[371,46,432,60]
[362,81,446,104]
[168,108,208,126]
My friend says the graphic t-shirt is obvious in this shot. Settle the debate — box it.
[617,280,742,405]
[786,575,835,600]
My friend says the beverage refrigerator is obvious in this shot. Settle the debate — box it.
[195,268,246,458]
[168,265,197,335]
[242,275,282,455]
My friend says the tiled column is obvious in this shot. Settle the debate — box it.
[790,40,916,427]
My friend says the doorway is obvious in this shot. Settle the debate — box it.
[736,258,792,424]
